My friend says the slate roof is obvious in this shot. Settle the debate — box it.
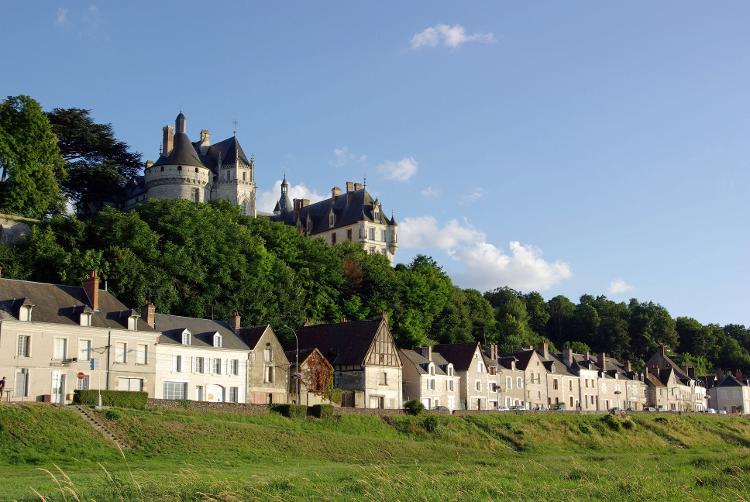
[716,374,747,387]
[236,325,271,350]
[154,313,253,350]
[503,349,536,371]
[153,132,208,169]
[497,355,520,371]
[432,343,480,371]
[198,136,252,172]
[270,186,396,234]
[295,317,386,366]
[0,278,155,331]
[399,349,453,376]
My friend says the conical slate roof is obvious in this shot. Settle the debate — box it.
[153,132,208,168]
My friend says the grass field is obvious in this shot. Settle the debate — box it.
[1,404,749,501]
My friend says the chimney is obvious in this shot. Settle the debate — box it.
[625,360,632,373]
[538,341,549,360]
[230,311,241,331]
[331,186,341,198]
[141,302,156,328]
[83,270,100,311]
[687,367,695,379]
[301,199,310,207]
[199,129,211,153]
[563,347,573,367]
[145,160,154,169]
[420,346,432,361]
[585,351,590,362]
[597,352,607,370]
[354,182,363,191]
[162,125,174,155]
[490,343,498,361]
[346,181,354,193]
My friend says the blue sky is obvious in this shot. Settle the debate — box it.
[2,1,749,325]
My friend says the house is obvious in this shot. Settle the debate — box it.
[150,310,250,403]
[562,350,600,411]
[537,342,580,410]
[604,358,647,411]
[503,348,549,410]
[295,317,402,409]
[286,347,334,406]
[236,324,289,404]
[433,342,494,410]
[400,347,460,410]
[646,346,707,411]
[0,274,158,403]
[708,374,750,413]
[271,177,399,262]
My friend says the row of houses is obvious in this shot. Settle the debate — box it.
[0,276,746,413]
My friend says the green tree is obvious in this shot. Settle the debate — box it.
[0,96,65,218]
[524,291,550,338]
[546,295,575,346]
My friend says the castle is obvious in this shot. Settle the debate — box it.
[125,113,398,262]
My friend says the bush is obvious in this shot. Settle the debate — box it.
[309,404,334,419]
[329,388,343,405]
[73,390,148,409]
[423,415,438,432]
[103,409,123,421]
[404,400,425,416]
[271,404,307,419]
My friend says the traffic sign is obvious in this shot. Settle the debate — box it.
[77,372,85,380]
[89,358,95,370]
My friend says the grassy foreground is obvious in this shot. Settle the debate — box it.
[1,404,749,501]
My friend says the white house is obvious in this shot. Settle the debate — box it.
[709,375,750,414]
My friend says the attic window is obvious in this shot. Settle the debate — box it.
[213,333,223,348]
[19,304,33,322]
[429,363,435,375]
[182,329,192,346]
[80,311,93,327]
[264,343,273,363]
[178,165,182,171]
[329,212,335,228]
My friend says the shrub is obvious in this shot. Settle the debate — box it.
[602,414,623,431]
[309,404,334,419]
[329,388,343,405]
[73,390,148,409]
[271,404,307,419]
[404,400,425,416]
[423,415,438,432]
[103,409,123,421]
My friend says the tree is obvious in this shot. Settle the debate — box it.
[47,108,142,216]
[0,96,65,218]
[546,295,575,346]
[597,317,630,360]
[524,292,550,338]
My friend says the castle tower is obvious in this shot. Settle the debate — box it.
[144,112,211,203]
[210,133,257,217]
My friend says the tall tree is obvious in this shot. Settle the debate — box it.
[47,108,142,216]
[546,295,575,346]
[0,96,65,218]
[524,291,550,338]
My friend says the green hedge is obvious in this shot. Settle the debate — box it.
[404,399,425,416]
[73,390,148,409]
[309,404,334,419]
[271,404,307,419]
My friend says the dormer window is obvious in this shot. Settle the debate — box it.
[447,365,453,377]
[127,313,139,331]
[80,309,93,327]
[213,333,223,348]
[18,300,34,322]
[429,363,435,375]
[181,329,192,346]
[329,211,335,228]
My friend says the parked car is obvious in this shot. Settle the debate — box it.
[510,405,527,412]
[706,408,717,414]
[645,407,657,412]
[718,409,728,415]
[496,405,510,412]
[550,403,567,411]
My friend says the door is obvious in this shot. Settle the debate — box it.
[207,385,225,402]
[51,371,66,405]
[421,397,431,410]
[477,398,482,410]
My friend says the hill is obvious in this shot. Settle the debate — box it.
[1,403,749,500]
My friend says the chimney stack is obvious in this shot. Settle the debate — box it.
[162,125,174,156]
[354,182,363,191]
[538,341,549,360]
[625,360,632,373]
[420,346,432,361]
[346,181,354,193]
[490,343,498,361]
[141,302,156,328]
[687,367,695,379]
[563,347,573,367]
[331,186,341,198]
[597,352,607,370]
[230,311,241,331]
[83,270,100,311]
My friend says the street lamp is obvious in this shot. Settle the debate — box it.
[282,324,300,405]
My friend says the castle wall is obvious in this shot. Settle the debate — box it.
[144,164,210,202]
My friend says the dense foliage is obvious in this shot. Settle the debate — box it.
[73,389,148,409]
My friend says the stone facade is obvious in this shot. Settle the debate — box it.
[400,347,460,411]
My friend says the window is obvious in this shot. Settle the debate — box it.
[475,380,481,392]
[429,378,436,390]
[264,344,273,362]
[231,359,239,376]
[79,340,92,361]
[553,379,559,390]
[229,386,239,403]
[379,372,388,385]
[17,335,30,357]
[242,171,246,181]
[173,354,182,373]
[585,379,589,388]
[54,338,67,360]
[380,229,386,242]
[449,380,454,392]
[19,304,32,321]
[506,376,512,389]
[226,170,231,181]
[195,167,199,173]
[329,212,335,227]
[195,357,205,374]
[178,165,182,171]
[477,362,484,374]
[196,385,204,401]
[264,366,274,383]
[517,377,523,389]
[213,358,222,375]
[213,333,222,348]
[115,342,127,363]
[447,366,453,376]
[569,380,573,391]
[331,232,337,244]
[160,166,164,172]
[182,330,191,345]
[429,364,435,375]
[76,374,90,390]
[163,381,186,400]
[136,344,148,365]
[368,227,375,240]
[16,369,28,397]
[347,229,352,241]
[193,188,200,203]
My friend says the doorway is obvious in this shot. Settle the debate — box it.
[51,371,66,405]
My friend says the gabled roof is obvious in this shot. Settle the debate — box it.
[200,136,252,172]
[285,347,333,369]
[0,278,155,332]
[295,317,387,366]
[502,349,538,371]
[155,313,250,350]
[399,349,451,376]
[432,343,480,371]
[236,325,272,350]
[716,374,748,387]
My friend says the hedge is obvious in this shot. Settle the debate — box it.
[404,399,425,416]
[309,404,334,419]
[73,390,148,409]
[271,404,307,419]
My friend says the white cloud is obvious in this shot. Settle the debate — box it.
[608,279,634,295]
[410,24,495,50]
[421,186,440,198]
[257,179,325,213]
[461,187,486,205]
[399,216,572,291]
[55,8,68,26]
[376,157,418,182]
[332,146,367,167]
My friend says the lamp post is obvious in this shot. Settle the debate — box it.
[283,325,300,405]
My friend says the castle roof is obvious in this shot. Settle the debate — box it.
[153,132,208,169]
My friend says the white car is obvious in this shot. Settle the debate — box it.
[706,408,717,414]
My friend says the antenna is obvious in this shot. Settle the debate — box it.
[363,175,367,189]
